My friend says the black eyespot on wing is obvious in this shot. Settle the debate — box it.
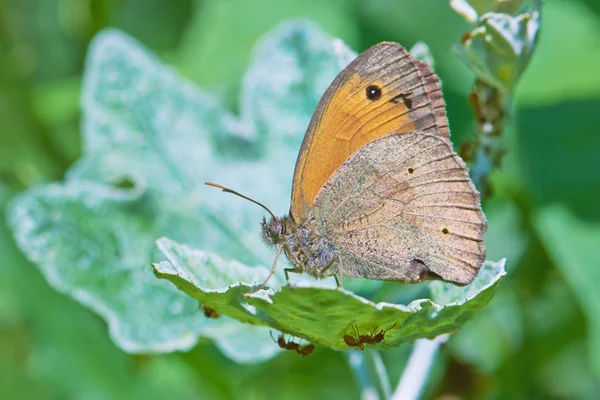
[366,85,382,100]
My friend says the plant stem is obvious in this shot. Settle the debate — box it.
[391,335,449,400]
[346,350,380,400]
[369,350,392,399]
[454,2,541,200]
[468,80,512,200]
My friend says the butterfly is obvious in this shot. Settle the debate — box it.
[207,42,486,291]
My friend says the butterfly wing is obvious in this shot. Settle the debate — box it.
[312,132,486,285]
[290,42,449,223]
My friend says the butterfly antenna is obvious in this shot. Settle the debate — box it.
[205,182,277,220]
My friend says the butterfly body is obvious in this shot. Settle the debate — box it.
[262,212,339,280]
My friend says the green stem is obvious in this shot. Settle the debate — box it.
[468,80,511,200]
[391,335,448,400]
[368,350,392,399]
[346,350,380,400]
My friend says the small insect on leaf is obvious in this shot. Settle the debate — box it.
[344,333,364,350]
[343,323,397,350]
[199,304,220,319]
[299,344,315,357]
[271,331,315,357]
[344,325,365,350]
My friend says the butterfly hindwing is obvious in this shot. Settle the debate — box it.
[312,132,486,285]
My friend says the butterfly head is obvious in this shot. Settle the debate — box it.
[261,216,288,247]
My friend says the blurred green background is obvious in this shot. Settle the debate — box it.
[2,0,600,399]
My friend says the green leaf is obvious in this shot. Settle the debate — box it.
[8,181,282,362]
[2,183,227,399]
[154,237,506,349]
[539,342,600,399]
[534,205,600,378]
[445,199,528,372]
[8,182,207,353]
[454,9,540,90]
[448,288,523,372]
[451,0,525,22]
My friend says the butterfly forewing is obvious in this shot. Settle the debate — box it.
[291,42,449,223]
[312,132,486,285]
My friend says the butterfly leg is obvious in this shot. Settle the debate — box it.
[284,266,304,281]
[318,257,338,280]
[337,255,345,288]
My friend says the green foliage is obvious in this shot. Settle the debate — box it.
[9,182,210,353]
[534,206,600,377]
[453,3,540,90]
[517,0,600,106]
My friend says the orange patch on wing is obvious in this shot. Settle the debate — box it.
[291,75,416,221]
